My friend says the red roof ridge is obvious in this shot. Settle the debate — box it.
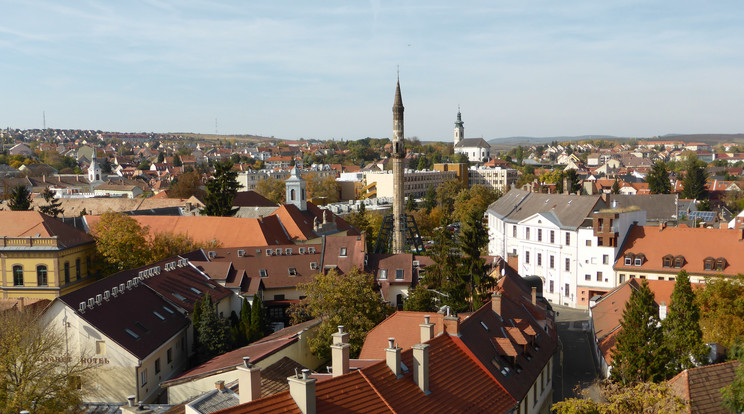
[357,368,397,413]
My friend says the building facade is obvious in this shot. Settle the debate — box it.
[468,166,518,193]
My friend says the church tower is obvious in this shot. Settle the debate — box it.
[392,78,405,254]
[87,147,102,183]
[454,107,464,146]
[285,166,307,211]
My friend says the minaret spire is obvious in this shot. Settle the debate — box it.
[392,75,405,254]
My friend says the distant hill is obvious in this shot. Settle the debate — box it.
[658,133,744,145]
[175,133,279,143]
[487,135,630,150]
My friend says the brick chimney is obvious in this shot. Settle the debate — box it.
[386,338,402,378]
[288,369,316,414]
[419,315,435,343]
[659,221,666,231]
[412,344,430,394]
[331,326,350,377]
[491,292,502,315]
[236,357,261,404]
[215,380,226,391]
[443,315,460,336]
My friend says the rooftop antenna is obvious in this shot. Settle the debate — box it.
[396,65,399,81]
[43,111,46,130]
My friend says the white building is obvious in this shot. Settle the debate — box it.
[487,190,645,307]
[452,109,491,163]
[468,166,518,193]
[364,169,457,199]
[40,255,236,403]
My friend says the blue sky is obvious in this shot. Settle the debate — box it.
[2,1,744,141]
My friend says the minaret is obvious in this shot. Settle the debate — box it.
[285,166,307,211]
[454,107,464,146]
[392,78,406,254]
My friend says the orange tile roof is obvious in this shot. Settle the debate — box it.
[668,360,739,414]
[269,204,316,240]
[359,312,447,359]
[0,211,94,248]
[215,334,517,414]
[85,215,292,247]
[615,226,744,277]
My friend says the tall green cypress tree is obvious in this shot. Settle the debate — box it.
[250,295,267,342]
[240,297,252,345]
[611,280,667,384]
[197,293,229,361]
[662,270,708,376]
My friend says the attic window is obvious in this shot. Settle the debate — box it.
[153,311,165,321]
[340,247,347,257]
[716,257,727,271]
[173,293,187,302]
[379,269,388,280]
[134,321,149,333]
[259,269,268,278]
[289,268,297,276]
[395,269,404,280]
[189,287,202,295]
[163,306,175,314]
[125,329,140,339]
[624,254,633,266]
[634,256,644,266]
[674,256,684,268]
[704,257,715,271]
[662,255,673,268]
[285,248,292,255]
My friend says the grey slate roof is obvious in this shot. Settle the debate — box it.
[607,194,678,222]
[487,189,603,229]
[455,138,491,149]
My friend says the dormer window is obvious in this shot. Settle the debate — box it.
[395,269,404,280]
[674,256,685,268]
[379,269,388,280]
[662,255,673,268]
[288,267,297,276]
[716,257,727,271]
[704,257,715,271]
[259,269,268,278]
[340,247,347,257]
[634,254,645,266]
[624,254,634,266]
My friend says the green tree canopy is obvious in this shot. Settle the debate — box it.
[662,270,708,376]
[7,184,31,211]
[255,177,286,204]
[0,308,98,413]
[646,161,672,194]
[196,294,230,361]
[92,212,151,273]
[37,188,64,217]
[611,280,668,384]
[250,295,268,342]
[680,155,708,200]
[403,283,438,312]
[296,268,391,359]
[201,159,240,216]
[696,273,744,347]
[552,380,686,414]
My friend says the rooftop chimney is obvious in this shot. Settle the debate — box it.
[332,325,349,344]
[331,326,350,377]
[659,221,666,231]
[412,344,430,394]
[491,292,502,315]
[127,396,136,407]
[420,315,435,343]
[531,287,537,306]
[443,315,460,336]
[386,338,402,378]
[288,369,316,414]
[215,380,225,391]
[236,357,261,404]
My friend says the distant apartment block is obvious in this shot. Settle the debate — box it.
[364,169,457,199]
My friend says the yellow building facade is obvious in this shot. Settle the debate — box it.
[0,211,97,299]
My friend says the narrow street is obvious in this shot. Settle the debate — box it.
[552,304,600,403]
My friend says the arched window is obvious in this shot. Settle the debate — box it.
[37,265,48,286]
[290,188,296,201]
[13,265,23,286]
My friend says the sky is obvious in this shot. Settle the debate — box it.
[2,1,744,141]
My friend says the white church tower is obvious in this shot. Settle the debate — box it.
[454,107,464,146]
[285,166,307,211]
[87,148,102,183]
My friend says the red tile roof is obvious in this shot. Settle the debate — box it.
[0,211,94,248]
[615,226,744,277]
[215,334,517,414]
[85,215,292,247]
[668,360,739,414]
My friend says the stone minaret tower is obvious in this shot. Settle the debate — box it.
[454,107,464,146]
[392,78,405,254]
[285,166,307,211]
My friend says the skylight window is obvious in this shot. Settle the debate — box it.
[125,329,140,339]
[134,321,149,333]
[173,293,187,301]
[289,268,297,276]
[153,311,165,321]
[163,306,175,314]
[189,287,202,295]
